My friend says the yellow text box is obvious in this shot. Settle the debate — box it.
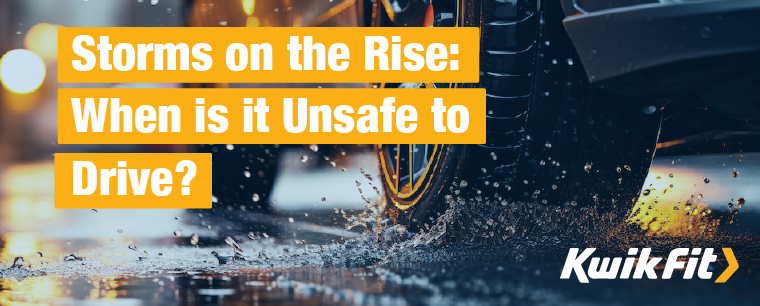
[58,27,479,83]
[58,88,486,144]
[55,153,211,209]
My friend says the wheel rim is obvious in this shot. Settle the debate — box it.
[378,143,445,209]
[378,83,445,209]
[375,0,460,210]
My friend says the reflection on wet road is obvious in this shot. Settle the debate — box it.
[2,153,760,305]
[2,241,759,306]
[631,153,760,235]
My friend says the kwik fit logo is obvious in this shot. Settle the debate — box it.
[560,248,738,283]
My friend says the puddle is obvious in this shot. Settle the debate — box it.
[2,153,760,305]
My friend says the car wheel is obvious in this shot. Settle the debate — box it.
[374,0,663,231]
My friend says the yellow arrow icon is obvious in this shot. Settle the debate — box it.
[715,248,738,283]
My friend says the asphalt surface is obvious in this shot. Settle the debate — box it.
[2,152,760,305]
[2,240,758,306]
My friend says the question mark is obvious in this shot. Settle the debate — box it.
[175,160,197,195]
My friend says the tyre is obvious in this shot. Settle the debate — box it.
[375,0,663,231]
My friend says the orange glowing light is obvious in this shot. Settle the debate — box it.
[242,0,255,15]
[0,275,63,305]
[2,163,58,231]
[24,23,61,62]
[0,232,41,262]
[246,16,260,27]
[626,168,724,237]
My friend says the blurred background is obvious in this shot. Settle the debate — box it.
[1,0,759,260]
[0,0,381,265]
[1,1,760,305]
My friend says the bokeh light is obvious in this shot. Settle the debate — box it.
[242,0,255,16]
[0,49,47,94]
[24,23,61,62]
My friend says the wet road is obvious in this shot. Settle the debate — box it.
[2,152,760,305]
[1,240,759,306]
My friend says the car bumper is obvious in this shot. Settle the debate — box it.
[563,0,760,95]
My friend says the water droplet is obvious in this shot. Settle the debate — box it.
[64,254,81,261]
[330,161,337,167]
[642,189,651,196]
[150,0,159,5]
[243,171,251,178]
[288,217,295,223]
[669,174,674,178]
[173,230,181,237]
[252,193,260,202]
[700,26,712,39]
[301,155,309,163]
[90,209,98,213]
[567,58,574,65]
[11,257,25,268]
[642,105,657,114]
[584,163,593,172]
[737,198,746,206]
[189,233,200,245]
[588,50,598,61]
[732,169,738,178]
[309,144,319,152]
[321,197,326,202]
[697,194,703,199]
[226,144,234,151]
[117,229,124,234]
[128,244,138,251]
[225,237,243,255]
[704,177,710,184]
[219,21,228,26]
